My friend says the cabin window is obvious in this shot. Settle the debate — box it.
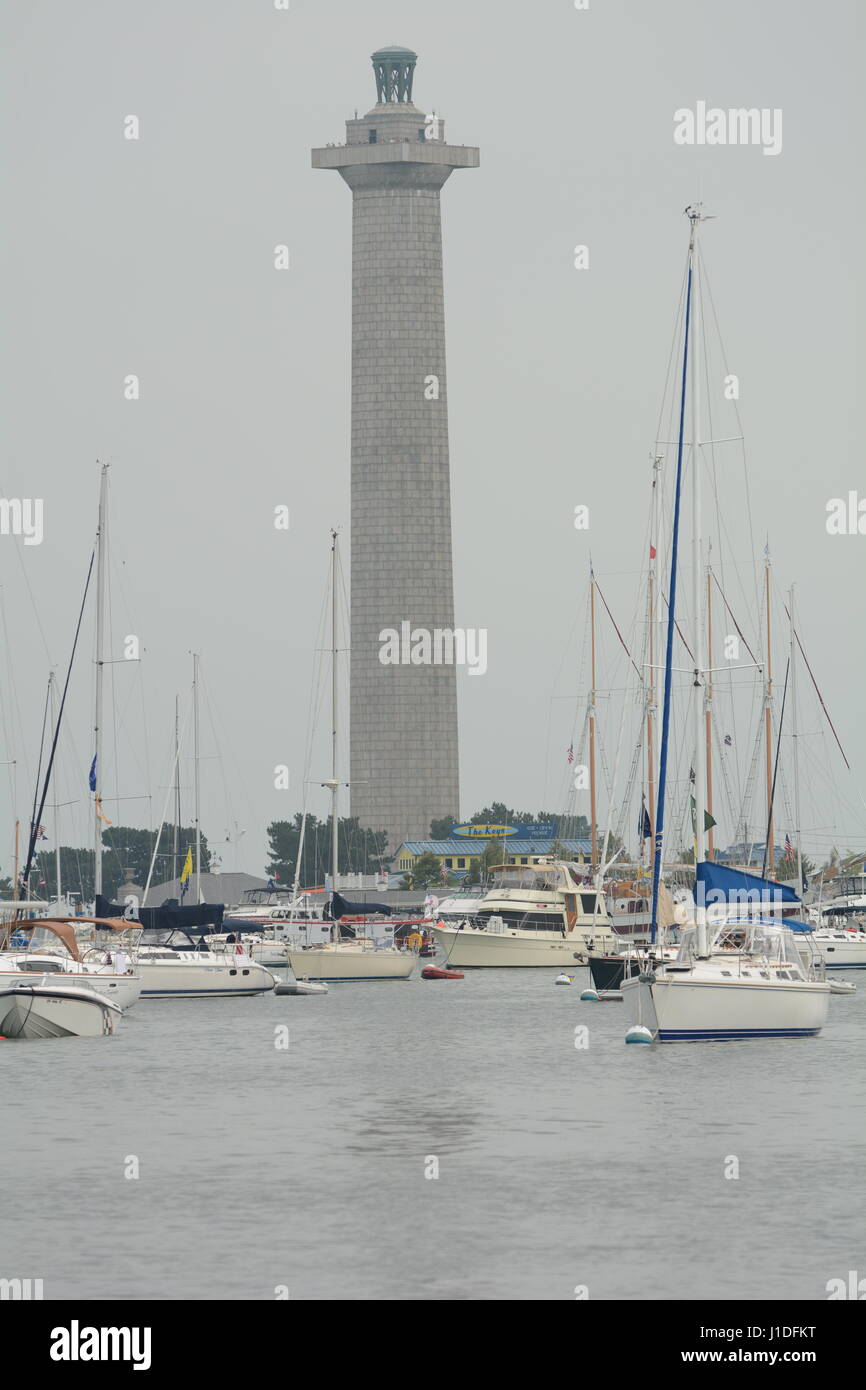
[721,970,732,976]
[580,893,599,914]
[759,971,770,978]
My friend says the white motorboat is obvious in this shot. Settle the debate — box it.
[432,892,486,923]
[429,860,619,967]
[622,918,831,1042]
[223,889,329,936]
[0,980,121,1038]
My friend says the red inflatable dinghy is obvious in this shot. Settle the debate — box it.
[421,965,464,980]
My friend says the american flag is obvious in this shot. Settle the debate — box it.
[784,834,795,863]
[567,744,574,764]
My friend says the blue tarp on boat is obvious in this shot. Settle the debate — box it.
[695,860,801,908]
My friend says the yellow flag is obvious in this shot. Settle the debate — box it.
[95,795,113,826]
[180,847,193,883]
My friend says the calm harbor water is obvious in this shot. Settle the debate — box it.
[4,966,864,1301]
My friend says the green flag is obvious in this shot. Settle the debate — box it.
[690,795,717,833]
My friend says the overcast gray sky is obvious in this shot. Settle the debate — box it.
[1,0,864,883]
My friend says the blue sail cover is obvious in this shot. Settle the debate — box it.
[695,860,801,910]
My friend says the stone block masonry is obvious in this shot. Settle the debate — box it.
[312,48,479,851]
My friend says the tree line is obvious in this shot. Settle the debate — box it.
[5,825,212,902]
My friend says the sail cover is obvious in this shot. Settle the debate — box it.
[695,860,800,909]
[329,892,394,919]
[95,895,225,932]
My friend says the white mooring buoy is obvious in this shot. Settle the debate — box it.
[554,973,573,985]
[625,1024,654,1044]
[579,988,599,1002]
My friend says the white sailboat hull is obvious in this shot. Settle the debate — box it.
[135,958,275,998]
[622,972,831,1042]
[286,947,415,981]
[429,924,597,968]
[0,983,121,1038]
[811,934,866,968]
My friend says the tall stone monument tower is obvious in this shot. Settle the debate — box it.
[313,47,478,851]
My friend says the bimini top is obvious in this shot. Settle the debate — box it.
[7,916,134,962]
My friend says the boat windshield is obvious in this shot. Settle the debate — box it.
[489,869,562,892]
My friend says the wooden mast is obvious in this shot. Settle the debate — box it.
[763,552,775,874]
[589,566,598,867]
[705,563,715,859]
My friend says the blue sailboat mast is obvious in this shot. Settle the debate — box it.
[650,211,699,943]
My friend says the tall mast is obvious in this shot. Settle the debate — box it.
[93,462,108,900]
[589,565,598,867]
[13,820,20,903]
[705,560,715,860]
[51,672,62,907]
[650,208,697,944]
[173,695,181,883]
[646,459,661,848]
[790,585,803,892]
[763,552,775,875]
[330,530,339,892]
[193,653,201,902]
[689,207,708,956]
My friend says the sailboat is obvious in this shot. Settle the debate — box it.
[621,207,830,1042]
[286,532,416,982]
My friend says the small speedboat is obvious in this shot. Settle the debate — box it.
[421,965,464,980]
[0,980,122,1038]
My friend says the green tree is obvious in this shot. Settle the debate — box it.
[429,814,457,839]
[463,840,506,885]
[101,824,211,895]
[267,815,390,887]
[23,825,213,902]
[400,852,444,891]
